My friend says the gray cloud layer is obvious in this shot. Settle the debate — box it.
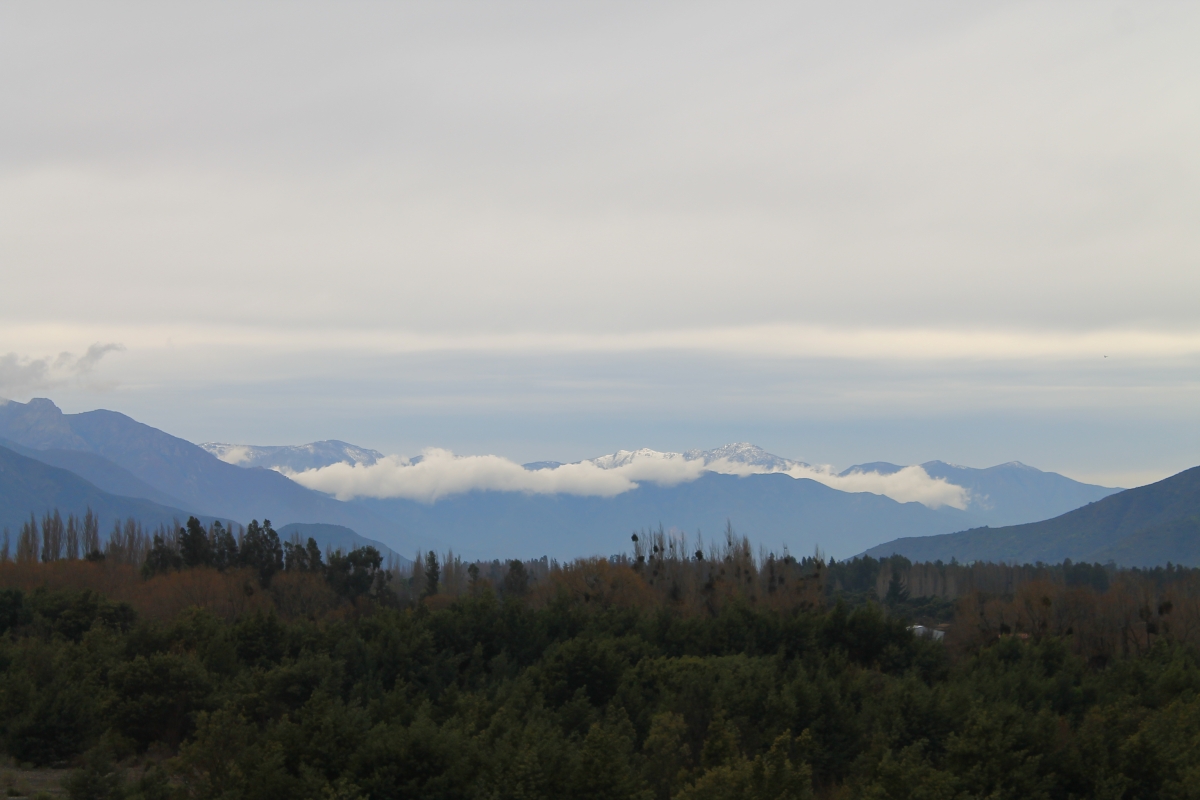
[2,2,1197,335]
[0,344,124,397]
[2,3,1197,488]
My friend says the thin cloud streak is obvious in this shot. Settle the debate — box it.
[4,324,1200,362]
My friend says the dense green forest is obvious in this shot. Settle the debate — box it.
[3,515,1200,799]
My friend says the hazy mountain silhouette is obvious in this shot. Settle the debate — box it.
[0,398,437,553]
[277,522,409,565]
[0,443,198,534]
[840,459,1119,527]
[0,437,190,510]
[227,435,1118,536]
[354,472,977,561]
[862,466,1200,566]
[0,397,1127,562]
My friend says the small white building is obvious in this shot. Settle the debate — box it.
[908,624,945,641]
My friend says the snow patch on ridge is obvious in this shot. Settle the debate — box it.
[201,440,383,472]
[203,443,257,465]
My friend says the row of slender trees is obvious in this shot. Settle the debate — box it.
[2,509,397,607]
[4,509,102,563]
[1,509,175,566]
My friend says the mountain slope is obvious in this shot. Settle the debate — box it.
[0,399,436,553]
[0,444,198,533]
[862,466,1200,565]
[276,522,409,564]
[1089,517,1200,568]
[0,437,191,510]
[920,460,1120,527]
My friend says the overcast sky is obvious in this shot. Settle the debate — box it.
[2,1,1198,487]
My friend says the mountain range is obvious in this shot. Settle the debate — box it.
[335,450,1119,560]
[0,395,1141,562]
[548,448,1116,530]
[350,474,964,561]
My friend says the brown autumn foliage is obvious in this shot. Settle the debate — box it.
[948,570,1200,664]
[0,525,829,626]
[523,526,826,617]
[0,559,141,604]
[138,566,274,622]
[8,517,1200,669]
[270,569,342,619]
[530,556,659,610]
[0,561,274,621]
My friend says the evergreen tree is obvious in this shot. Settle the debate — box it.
[142,533,183,577]
[210,521,239,571]
[179,516,213,569]
[327,546,387,600]
[284,536,325,574]
[305,536,323,572]
[503,559,530,598]
[240,520,283,586]
[423,550,440,597]
[885,567,910,606]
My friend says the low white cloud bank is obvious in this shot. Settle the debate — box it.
[287,447,971,509]
[807,466,969,510]
[286,449,707,504]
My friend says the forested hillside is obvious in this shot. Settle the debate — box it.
[3,520,1200,799]
[865,465,1200,566]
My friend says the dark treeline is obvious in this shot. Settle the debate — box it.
[139,517,397,601]
[829,554,1200,663]
[3,523,1200,798]
[829,554,1124,601]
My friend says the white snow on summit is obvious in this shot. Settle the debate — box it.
[585,443,807,473]
[200,440,383,473]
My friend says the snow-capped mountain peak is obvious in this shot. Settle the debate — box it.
[581,443,808,473]
[687,442,810,471]
[200,440,383,472]
[585,448,691,470]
